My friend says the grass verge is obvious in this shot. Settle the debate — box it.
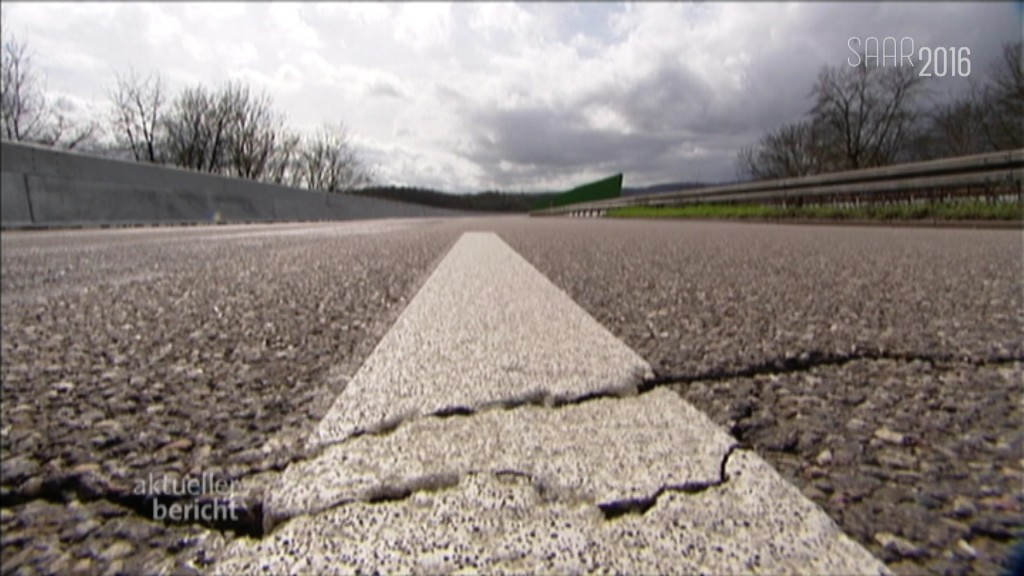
[607,201,1023,221]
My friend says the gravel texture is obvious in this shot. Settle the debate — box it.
[2,216,1021,575]
[497,218,1024,575]
[1,220,460,575]
[676,359,1022,575]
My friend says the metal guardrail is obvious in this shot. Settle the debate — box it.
[532,149,1024,216]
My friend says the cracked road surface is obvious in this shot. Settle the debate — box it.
[216,455,877,575]
[311,232,653,445]
[217,231,886,574]
[495,218,1023,575]
[2,217,1020,575]
[268,390,734,528]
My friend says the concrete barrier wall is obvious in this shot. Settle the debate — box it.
[1,141,465,228]
[1,172,33,226]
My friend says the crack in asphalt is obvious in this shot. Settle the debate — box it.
[363,472,463,504]
[260,471,464,534]
[309,348,1022,456]
[263,447,745,539]
[254,349,1011,533]
[13,349,1007,544]
[599,444,743,519]
[0,234,463,548]
[304,347,1021,458]
[305,382,641,454]
[642,348,1023,390]
[262,469,518,535]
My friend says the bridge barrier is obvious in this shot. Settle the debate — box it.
[1,141,464,228]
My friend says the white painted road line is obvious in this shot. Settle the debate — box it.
[313,231,653,445]
[266,389,734,526]
[216,231,889,575]
[219,458,885,574]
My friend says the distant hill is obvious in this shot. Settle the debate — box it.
[352,180,727,212]
[351,186,558,213]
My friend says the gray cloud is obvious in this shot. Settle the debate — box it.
[3,2,1020,193]
[460,99,719,190]
[457,54,786,188]
[447,3,1020,190]
[366,80,408,101]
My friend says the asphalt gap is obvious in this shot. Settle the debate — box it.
[215,231,888,575]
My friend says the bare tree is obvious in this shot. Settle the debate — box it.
[264,130,302,186]
[162,84,232,173]
[1,34,94,148]
[737,119,831,180]
[810,61,925,170]
[221,82,282,180]
[295,124,371,193]
[738,45,1020,179]
[920,98,987,159]
[974,42,1023,151]
[903,42,1021,160]
[738,58,926,180]
[109,68,165,162]
[163,81,294,178]
[2,36,46,142]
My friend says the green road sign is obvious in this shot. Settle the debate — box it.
[531,173,622,211]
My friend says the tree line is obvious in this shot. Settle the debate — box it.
[0,34,553,211]
[352,185,557,212]
[739,42,1022,180]
[0,38,95,149]
[1,34,370,193]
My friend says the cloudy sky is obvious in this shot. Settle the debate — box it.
[2,2,1021,193]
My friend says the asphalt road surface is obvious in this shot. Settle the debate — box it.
[1,216,1021,575]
